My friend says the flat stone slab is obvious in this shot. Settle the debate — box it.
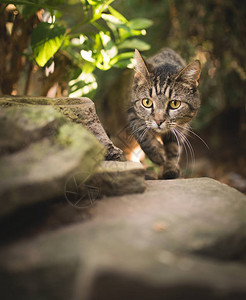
[1,178,246,300]
[93,160,145,196]
[64,161,145,209]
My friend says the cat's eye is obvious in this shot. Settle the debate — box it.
[169,100,181,109]
[142,98,153,108]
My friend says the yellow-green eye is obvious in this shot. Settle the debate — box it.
[169,100,181,109]
[142,98,153,108]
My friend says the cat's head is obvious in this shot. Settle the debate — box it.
[131,49,201,133]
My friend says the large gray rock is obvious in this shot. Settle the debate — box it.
[1,178,246,300]
[64,161,145,209]
[0,106,105,218]
[0,96,123,160]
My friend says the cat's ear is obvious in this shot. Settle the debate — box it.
[134,49,150,77]
[175,60,201,87]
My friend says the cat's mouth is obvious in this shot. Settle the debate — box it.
[153,127,170,134]
[149,125,170,134]
[146,120,172,133]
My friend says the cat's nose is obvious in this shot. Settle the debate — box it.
[155,119,164,126]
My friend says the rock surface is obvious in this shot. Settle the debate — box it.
[0,96,123,160]
[0,106,105,218]
[1,178,246,300]
[93,160,145,196]
[64,161,145,209]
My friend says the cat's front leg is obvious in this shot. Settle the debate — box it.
[137,129,165,165]
[161,132,181,179]
[129,117,165,165]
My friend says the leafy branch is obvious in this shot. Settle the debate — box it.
[1,0,153,97]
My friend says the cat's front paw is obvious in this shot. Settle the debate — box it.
[161,168,181,180]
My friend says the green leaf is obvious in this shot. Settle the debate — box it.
[113,59,132,68]
[128,18,153,30]
[101,13,124,25]
[82,61,95,74]
[110,52,134,65]
[96,49,111,70]
[31,22,66,67]
[101,14,130,36]
[87,0,101,4]
[69,72,97,97]
[70,80,87,92]
[89,0,114,23]
[108,6,128,23]
[87,0,112,5]
[118,38,151,51]
[118,27,143,42]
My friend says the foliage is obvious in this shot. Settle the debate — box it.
[31,22,66,67]
[0,0,153,97]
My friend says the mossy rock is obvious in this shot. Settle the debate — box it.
[0,96,124,160]
[0,106,105,218]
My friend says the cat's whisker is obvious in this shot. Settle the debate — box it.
[171,129,182,163]
[181,137,194,173]
[176,124,209,150]
[128,124,150,144]
[130,124,146,136]
[178,130,195,165]
[128,128,145,143]
[176,124,194,153]
[139,127,150,142]
[175,127,195,173]
[173,128,189,171]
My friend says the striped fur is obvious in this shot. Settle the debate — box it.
[128,48,201,179]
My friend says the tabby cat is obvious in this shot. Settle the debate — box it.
[128,48,201,179]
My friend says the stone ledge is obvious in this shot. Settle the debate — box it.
[0,178,246,300]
